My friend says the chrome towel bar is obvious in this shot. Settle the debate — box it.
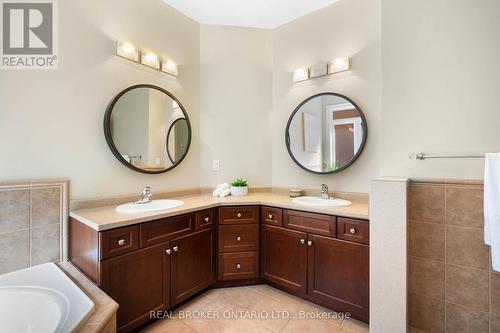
[409,153,486,160]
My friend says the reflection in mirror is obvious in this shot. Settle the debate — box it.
[105,85,191,174]
[286,93,367,174]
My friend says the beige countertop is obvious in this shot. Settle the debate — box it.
[70,192,369,231]
[58,262,118,333]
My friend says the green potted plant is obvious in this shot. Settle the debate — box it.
[230,178,248,196]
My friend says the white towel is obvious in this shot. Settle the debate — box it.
[484,153,500,271]
[217,183,229,191]
[212,183,231,198]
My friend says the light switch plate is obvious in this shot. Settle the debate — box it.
[213,160,220,171]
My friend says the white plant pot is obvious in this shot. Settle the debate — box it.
[231,186,248,196]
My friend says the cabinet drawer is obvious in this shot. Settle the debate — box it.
[283,210,336,237]
[99,225,139,260]
[140,214,195,248]
[261,206,283,227]
[337,218,369,244]
[196,208,216,231]
[218,225,259,252]
[218,251,259,280]
[219,206,259,225]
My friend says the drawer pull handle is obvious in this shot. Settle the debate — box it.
[236,236,241,241]
[268,214,273,219]
[237,213,242,218]
[300,239,305,244]
[166,249,172,255]
[307,240,313,246]
[236,263,241,269]
[350,228,357,234]
[118,239,125,246]
[204,217,210,223]
[173,246,179,252]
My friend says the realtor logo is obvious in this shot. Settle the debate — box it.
[1,0,58,69]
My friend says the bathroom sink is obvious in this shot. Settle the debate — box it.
[292,196,352,207]
[116,199,184,213]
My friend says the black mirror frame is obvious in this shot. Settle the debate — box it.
[166,118,188,164]
[103,84,192,175]
[285,92,368,175]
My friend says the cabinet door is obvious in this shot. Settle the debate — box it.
[171,228,216,306]
[261,225,307,296]
[100,242,170,332]
[307,234,369,321]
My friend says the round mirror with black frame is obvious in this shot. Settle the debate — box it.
[104,84,191,174]
[285,92,367,174]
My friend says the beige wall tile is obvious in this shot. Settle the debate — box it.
[446,186,483,228]
[445,302,488,333]
[409,185,445,223]
[446,265,489,312]
[409,221,445,261]
[491,272,500,316]
[408,293,445,333]
[491,314,500,333]
[31,224,60,265]
[446,226,489,269]
[0,230,30,274]
[31,186,61,227]
[0,188,29,233]
[408,257,445,299]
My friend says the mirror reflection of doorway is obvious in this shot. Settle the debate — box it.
[334,123,355,167]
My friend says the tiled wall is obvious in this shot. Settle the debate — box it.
[408,180,500,333]
[0,180,68,275]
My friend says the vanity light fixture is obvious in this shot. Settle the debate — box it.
[328,57,350,74]
[310,62,328,79]
[116,41,140,62]
[141,51,160,70]
[161,58,178,76]
[293,68,309,83]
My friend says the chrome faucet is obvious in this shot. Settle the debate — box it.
[136,187,152,204]
[320,184,331,200]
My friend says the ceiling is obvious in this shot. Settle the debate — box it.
[162,0,338,29]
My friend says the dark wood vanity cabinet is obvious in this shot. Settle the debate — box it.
[100,242,171,332]
[171,228,216,306]
[261,210,369,322]
[261,225,307,295]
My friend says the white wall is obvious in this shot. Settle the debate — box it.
[381,0,500,180]
[0,0,200,199]
[271,0,382,193]
[199,25,273,187]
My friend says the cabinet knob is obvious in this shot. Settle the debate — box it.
[300,239,305,244]
[166,249,172,255]
[236,236,241,241]
[204,217,210,223]
[307,240,313,246]
[118,239,125,246]
[173,246,179,252]
[268,214,273,219]
[237,213,242,218]
[350,228,357,234]
[236,263,241,269]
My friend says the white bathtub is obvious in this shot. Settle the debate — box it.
[0,263,94,333]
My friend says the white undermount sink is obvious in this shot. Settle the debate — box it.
[116,199,184,213]
[292,196,352,207]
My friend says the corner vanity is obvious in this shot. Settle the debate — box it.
[69,192,369,332]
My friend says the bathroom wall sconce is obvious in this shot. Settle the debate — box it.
[141,51,160,70]
[116,41,140,62]
[162,58,178,76]
[115,40,178,76]
[293,56,350,83]
[328,57,350,74]
[293,68,309,83]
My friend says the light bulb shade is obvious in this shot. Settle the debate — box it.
[310,62,328,78]
[141,51,160,69]
[293,68,309,83]
[329,57,350,74]
[116,41,139,62]
[161,58,178,76]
